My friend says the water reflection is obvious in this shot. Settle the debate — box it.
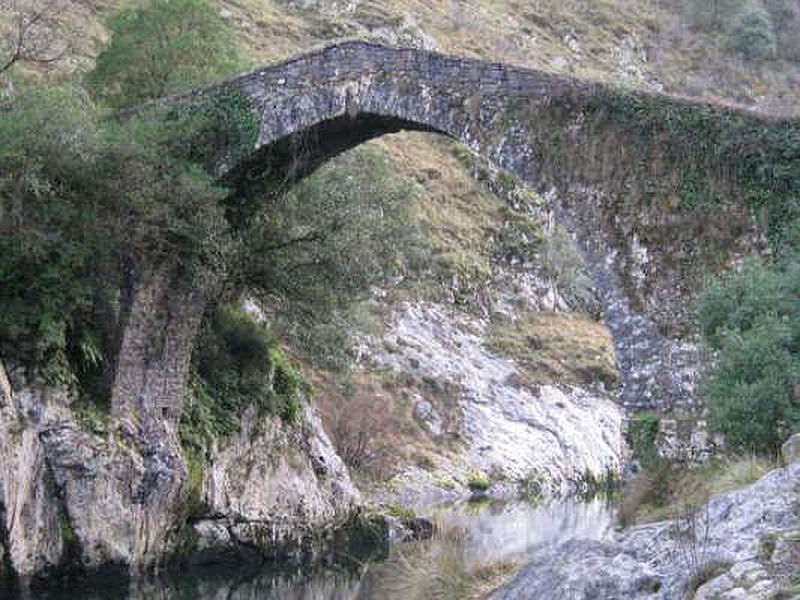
[19,499,614,600]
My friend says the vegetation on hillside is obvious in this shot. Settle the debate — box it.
[696,258,800,455]
[488,311,620,389]
[86,0,247,108]
[0,0,430,457]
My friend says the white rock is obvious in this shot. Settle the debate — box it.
[373,302,625,496]
[696,574,735,600]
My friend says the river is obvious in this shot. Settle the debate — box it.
[15,498,615,599]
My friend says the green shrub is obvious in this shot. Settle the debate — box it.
[385,504,417,520]
[268,346,306,424]
[467,471,491,492]
[696,259,800,455]
[180,304,309,459]
[628,413,661,470]
[86,0,246,108]
[726,8,778,62]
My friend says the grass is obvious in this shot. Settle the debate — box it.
[377,521,522,600]
[377,133,514,302]
[386,504,418,520]
[488,310,620,388]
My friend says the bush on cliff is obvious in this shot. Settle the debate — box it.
[696,258,800,455]
[86,0,246,108]
[180,304,309,458]
[0,85,238,386]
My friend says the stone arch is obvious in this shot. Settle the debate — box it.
[114,42,787,417]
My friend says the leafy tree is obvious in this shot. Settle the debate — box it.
[0,87,109,369]
[238,146,426,369]
[726,7,777,62]
[696,259,800,454]
[0,83,238,390]
[86,0,246,108]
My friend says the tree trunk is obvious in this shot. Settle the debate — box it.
[110,263,210,419]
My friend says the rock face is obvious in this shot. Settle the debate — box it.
[0,361,359,584]
[494,462,800,599]
[367,301,625,503]
[0,364,187,580]
[192,401,359,563]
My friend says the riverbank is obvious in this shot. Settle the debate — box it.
[494,456,800,599]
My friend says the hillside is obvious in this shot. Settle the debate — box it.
[2,0,797,498]
[7,0,800,113]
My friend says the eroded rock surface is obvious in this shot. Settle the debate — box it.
[0,361,360,584]
[494,462,800,599]
[193,401,359,563]
[368,301,625,504]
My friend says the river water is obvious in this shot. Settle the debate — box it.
[18,498,615,599]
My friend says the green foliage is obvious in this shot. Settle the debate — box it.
[0,234,93,364]
[182,446,208,521]
[268,346,305,424]
[466,470,491,492]
[554,90,800,254]
[628,413,661,470]
[86,0,246,108]
[243,147,425,370]
[385,504,418,520]
[170,88,259,168]
[727,8,777,62]
[0,85,245,378]
[0,87,113,369]
[696,259,800,454]
[180,305,308,460]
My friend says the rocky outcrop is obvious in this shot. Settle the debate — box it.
[191,401,359,563]
[493,462,800,599]
[0,364,188,581]
[366,301,625,505]
[0,361,360,585]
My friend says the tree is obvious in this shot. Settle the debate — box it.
[0,85,235,398]
[86,0,246,108]
[0,0,67,76]
[726,7,778,62]
[238,146,426,369]
[696,259,800,454]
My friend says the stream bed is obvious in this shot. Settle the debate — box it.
[17,498,616,599]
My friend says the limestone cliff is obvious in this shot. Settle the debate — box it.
[0,360,359,586]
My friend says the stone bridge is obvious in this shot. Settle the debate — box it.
[116,42,798,418]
